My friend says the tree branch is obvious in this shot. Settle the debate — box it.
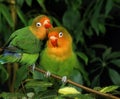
[29,67,120,99]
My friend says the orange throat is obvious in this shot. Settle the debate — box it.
[29,26,47,40]
[47,40,72,61]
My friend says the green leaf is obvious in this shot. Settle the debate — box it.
[25,80,52,93]
[0,92,25,99]
[0,4,14,27]
[100,85,119,93]
[90,18,99,35]
[102,47,112,60]
[61,94,95,99]
[16,0,24,7]
[84,27,93,37]
[63,9,80,31]
[33,71,44,80]
[14,65,28,88]
[75,31,84,44]
[105,0,113,16]
[25,0,32,6]
[70,69,83,91]
[108,68,120,85]
[16,7,27,26]
[113,0,120,3]
[91,75,100,87]
[25,79,52,94]
[98,23,106,34]
[0,64,9,83]
[27,92,34,98]
[77,63,90,85]
[0,13,2,32]
[91,44,107,49]
[37,0,47,12]
[110,59,120,67]
[90,0,104,35]
[76,52,88,65]
[65,0,82,10]
[76,94,95,99]
[73,19,85,43]
[25,80,52,88]
[107,52,120,60]
[90,57,102,63]
[52,17,61,26]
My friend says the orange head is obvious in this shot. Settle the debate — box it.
[47,27,73,60]
[30,15,53,40]
[47,27,72,48]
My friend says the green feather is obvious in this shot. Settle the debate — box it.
[0,27,42,65]
[40,49,79,77]
[39,27,89,85]
[0,54,20,64]
[0,26,42,66]
[8,27,42,54]
[20,53,39,66]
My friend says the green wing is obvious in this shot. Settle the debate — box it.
[8,27,42,54]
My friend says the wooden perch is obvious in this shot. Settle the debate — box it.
[0,48,3,52]
[29,66,120,99]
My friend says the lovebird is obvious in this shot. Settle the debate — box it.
[40,27,87,83]
[0,15,52,66]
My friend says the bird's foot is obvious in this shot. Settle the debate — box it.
[45,71,51,78]
[32,64,35,72]
[62,76,67,84]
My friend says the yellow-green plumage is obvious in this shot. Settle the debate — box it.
[40,49,79,76]
[40,27,81,77]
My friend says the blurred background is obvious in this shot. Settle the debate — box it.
[0,0,120,98]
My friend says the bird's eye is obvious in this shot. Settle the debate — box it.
[36,22,42,27]
[59,32,63,38]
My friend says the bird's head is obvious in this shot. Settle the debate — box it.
[47,27,72,48]
[33,15,52,29]
[30,15,53,39]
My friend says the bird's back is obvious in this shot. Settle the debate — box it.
[9,27,42,54]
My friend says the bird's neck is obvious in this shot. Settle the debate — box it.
[29,26,46,40]
[46,43,73,61]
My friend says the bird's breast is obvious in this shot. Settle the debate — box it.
[47,47,72,61]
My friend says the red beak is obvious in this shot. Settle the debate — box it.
[49,35,58,47]
[44,22,52,29]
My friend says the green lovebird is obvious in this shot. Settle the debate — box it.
[39,27,87,84]
[0,15,52,66]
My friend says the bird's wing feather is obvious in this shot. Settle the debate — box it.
[9,27,42,54]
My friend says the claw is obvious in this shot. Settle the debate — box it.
[32,64,35,72]
[62,76,67,83]
[45,71,51,78]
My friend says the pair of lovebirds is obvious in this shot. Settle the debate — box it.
[0,15,87,84]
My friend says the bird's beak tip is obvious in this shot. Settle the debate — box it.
[49,36,58,47]
[45,23,53,29]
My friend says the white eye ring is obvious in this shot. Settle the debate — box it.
[59,32,63,37]
[36,22,42,27]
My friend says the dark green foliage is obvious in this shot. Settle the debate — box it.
[88,45,120,87]
[0,64,8,84]
[0,0,120,98]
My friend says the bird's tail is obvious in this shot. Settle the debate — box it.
[0,51,22,64]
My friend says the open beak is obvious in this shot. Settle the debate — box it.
[49,35,58,47]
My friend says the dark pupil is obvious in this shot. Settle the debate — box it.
[60,33,62,36]
[37,23,40,26]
